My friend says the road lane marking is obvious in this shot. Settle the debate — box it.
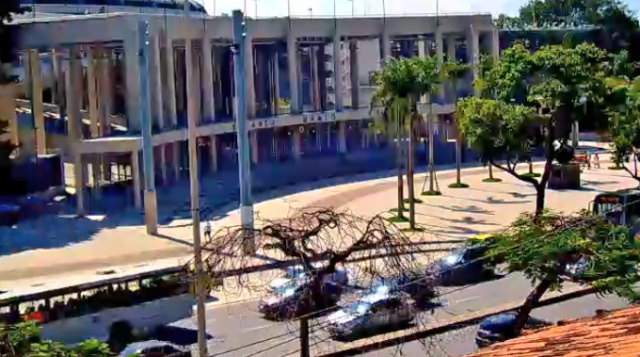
[241,323,280,333]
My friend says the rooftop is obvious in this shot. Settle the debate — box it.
[465,306,640,357]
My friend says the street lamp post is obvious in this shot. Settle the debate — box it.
[232,10,255,254]
[348,0,355,16]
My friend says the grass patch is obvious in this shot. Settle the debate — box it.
[448,182,469,189]
[482,177,503,183]
[608,166,625,170]
[387,215,409,223]
[421,190,442,196]
[519,172,541,179]
[389,207,408,213]
[400,227,426,233]
[403,198,424,204]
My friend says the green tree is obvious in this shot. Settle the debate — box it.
[490,210,640,336]
[606,73,640,179]
[442,59,471,188]
[0,322,115,357]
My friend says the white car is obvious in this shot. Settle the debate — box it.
[326,291,416,340]
[268,263,349,292]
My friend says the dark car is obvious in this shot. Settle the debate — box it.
[369,274,436,303]
[475,312,552,347]
[428,245,495,286]
[258,278,343,320]
[120,340,191,357]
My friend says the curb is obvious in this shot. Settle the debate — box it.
[316,286,598,357]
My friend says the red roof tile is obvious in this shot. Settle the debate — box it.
[464,306,640,357]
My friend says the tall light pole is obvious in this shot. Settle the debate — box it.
[183,4,208,357]
[308,7,313,17]
[252,0,259,18]
[137,21,158,235]
[232,10,255,254]
[348,0,355,16]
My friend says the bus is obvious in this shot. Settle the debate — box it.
[0,266,199,345]
[592,189,640,227]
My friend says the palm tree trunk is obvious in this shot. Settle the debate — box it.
[455,133,462,184]
[396,109,404,218]
[408,112,416,230]
[529,160,533,174]
[489,163,494,180]
[428,105,435,192]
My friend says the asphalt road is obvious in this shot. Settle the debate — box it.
[366,293,630,357]
[172,272,597,357]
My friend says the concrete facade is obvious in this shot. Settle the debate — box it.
[7,12,499,223]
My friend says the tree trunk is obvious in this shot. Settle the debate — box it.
[529,160,533,174]
[513,278,552,336]
[534,184,545,219]
[428,105,435,192]
[489,164,494,180]
[396,114,404,218]
[408,112,416,230]
[455,133,462,185]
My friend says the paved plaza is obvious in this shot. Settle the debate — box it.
[0,148,634,294]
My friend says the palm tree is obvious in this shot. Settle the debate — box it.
[441,59,471,188]
[413,56,444,197]
[370,62,410,221]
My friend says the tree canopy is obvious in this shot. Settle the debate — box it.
[488,209,640,335]
[0,322,115,357]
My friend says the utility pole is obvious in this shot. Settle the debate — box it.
[300,317,310,357]
[232,10,255,254]
[183,4,208,357]
[137,21,158,235]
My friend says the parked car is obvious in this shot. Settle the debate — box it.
[326,291,416,340]
[258,278,343,320]
[475,312,552,347]
[369,273,436,303]
[120,340,191,357]
[268,263,349,292]
[427,245,495,286]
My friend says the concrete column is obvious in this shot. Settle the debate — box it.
[333,29,343,111]
[250,130,259,164]
[51,49,63,107]
[349,40,359,109]
[151,35,165,129]
[381,31,391,61]
[292,129,302,160]
[287,30,299,113]
[27,50,46,155]
[173,141,181,181]
[66,47,83,141]
[0,85,18,147]
[98,47,111,137]
[245,34,256,118]
[467,25,480,96]
[202,38,216,122]
[124,35,142,131]
[159,145,168,185]
[338,121,347,153]
[310,46,320,112]
[86,48,100,138]
[131,150,142,210]
[74,153,86,216]
[418,37,428,58]
[491,27,500,60]
[273,50,280,114]
[209,134,218,173]
[165,39,178,128]
[447,36,457,100]
[435,28,444,65]
[104,49,115,117]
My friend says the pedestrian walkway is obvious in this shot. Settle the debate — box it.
[0,150,634,289]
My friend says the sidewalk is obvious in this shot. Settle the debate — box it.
[1,150,634,288]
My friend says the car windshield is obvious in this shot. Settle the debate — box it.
[345,301,372,316]
[443,250,464,265]
[286,266,307,279]
[272,280,302,296]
